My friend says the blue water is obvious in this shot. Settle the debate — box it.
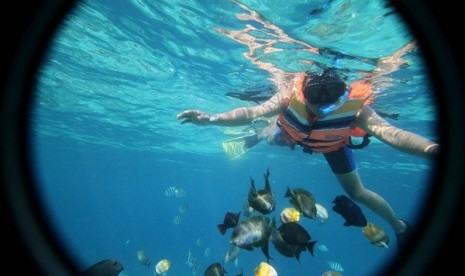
[30,0,438,275]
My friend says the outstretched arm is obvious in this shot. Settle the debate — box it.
[176,91,287,127]
[354,105,439,159]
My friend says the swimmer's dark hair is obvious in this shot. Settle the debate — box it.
[303,69,347,104]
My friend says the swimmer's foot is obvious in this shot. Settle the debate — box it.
[395,219,414,251]
[222,134,260,160]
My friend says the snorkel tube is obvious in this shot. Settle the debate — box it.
[318,90,349,117]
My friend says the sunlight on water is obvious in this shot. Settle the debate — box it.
[33,0,436,156]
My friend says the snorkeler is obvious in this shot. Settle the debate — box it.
[177,65,439,251]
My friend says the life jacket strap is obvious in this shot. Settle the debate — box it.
[348,134,372,149]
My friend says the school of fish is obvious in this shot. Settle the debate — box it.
[139,169,400,275]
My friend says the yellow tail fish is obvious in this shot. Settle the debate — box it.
[362,222,389,248]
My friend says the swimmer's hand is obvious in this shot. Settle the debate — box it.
[176,110,215,125]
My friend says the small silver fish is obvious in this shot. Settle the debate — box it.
[136,249,150,267]
[234,258,239,268]
[179,203,189,213]
[224,244,241,264]
[315,203,329,224]
[173,214,184,224]
[204,247,212,257]
[165,186,177,197]
[327,260,344,272]
[317,243,329,252]
[186,249,197,268]
[175,187,186,198]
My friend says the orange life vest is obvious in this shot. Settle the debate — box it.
[277,74,373,153]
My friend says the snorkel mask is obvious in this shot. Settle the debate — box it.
[317,90,349,117]
[303,70,348,117]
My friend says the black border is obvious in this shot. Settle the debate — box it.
[1,1,80,275]
[1,0,464,275]
[382,0,465,274]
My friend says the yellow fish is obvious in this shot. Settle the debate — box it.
[154,259,171,275]
[254,262,278,276]
[362,222,389,248]
[280,207,300,223]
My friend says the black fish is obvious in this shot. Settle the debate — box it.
[204,262,227,276]
[332,194,368,227]
[284,187,317,219]
[277,222,317,256]
[230,215,273,262]
[248,169,275,214]
[269,218,313,262]
[225,86,275,104]
[82,259,124,276]
[217,211,241,235]
[308,0,335,16]
[376,110,400,120]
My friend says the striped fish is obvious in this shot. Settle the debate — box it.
[165,186,177,197]
[317,243,329,252]
[175,187,186,198]
[327,260,344,272]
[173,214,184,224]
[179,203,189,214]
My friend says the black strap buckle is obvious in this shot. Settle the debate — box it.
[348,134,371,149]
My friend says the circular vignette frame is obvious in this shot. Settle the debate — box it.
[1,0,464,275]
